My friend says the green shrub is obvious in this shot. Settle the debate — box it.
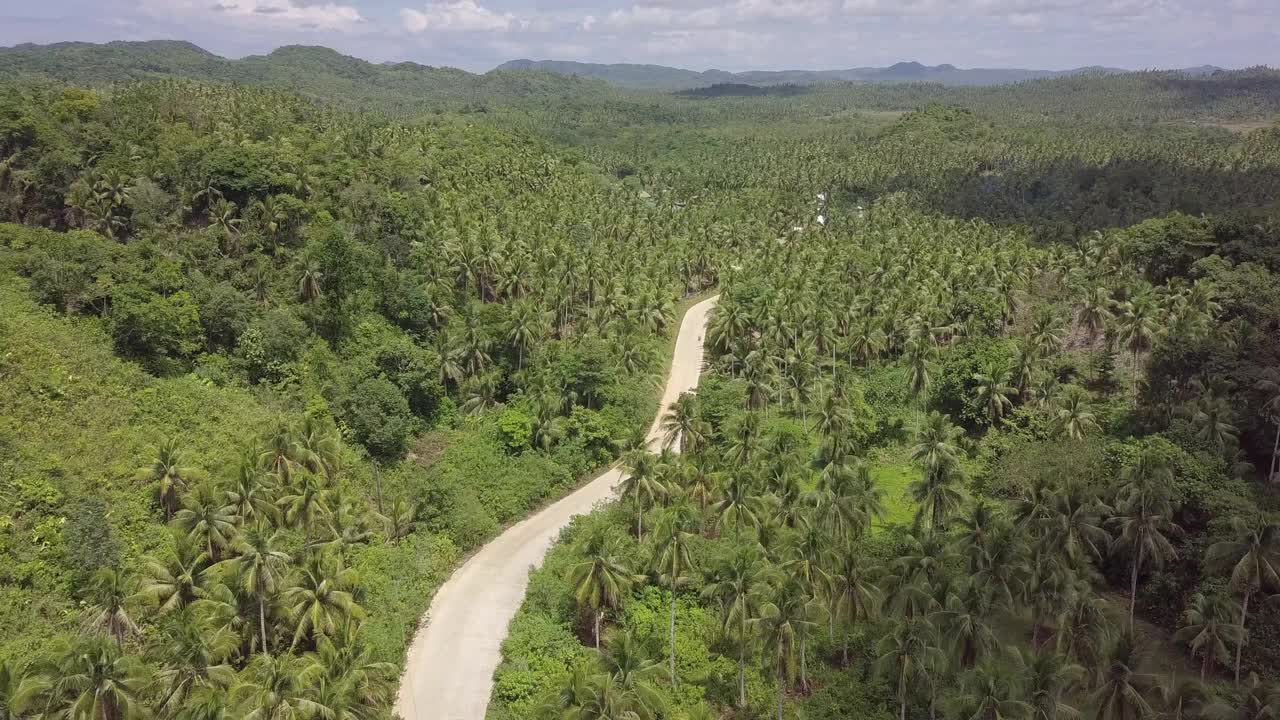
[61,496,121,589]
[355,531,459,666]
[497,407,534,454]
[338,376,416,461]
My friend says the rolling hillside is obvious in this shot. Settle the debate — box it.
[493,58,1139,89]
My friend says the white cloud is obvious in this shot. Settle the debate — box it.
[400,1,516,33]
[842,0,943,16]
[604,5,679,28]
[638,27,763,57]
[732,0,837,21]
[580,14,597,31]
[1008,12,1045,28]
[148,0,363,31]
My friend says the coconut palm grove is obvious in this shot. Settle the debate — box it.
[2,40,1280,720]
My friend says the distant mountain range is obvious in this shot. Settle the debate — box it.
[495,59,1226,90]
[0,40,1232,102]
[0,40,611,113]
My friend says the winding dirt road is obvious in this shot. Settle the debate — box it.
[395,295,718,720]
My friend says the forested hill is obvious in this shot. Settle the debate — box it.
[0,40,607,112]
[496,58,1164,90]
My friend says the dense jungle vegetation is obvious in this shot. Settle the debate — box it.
[1,41,1280,720]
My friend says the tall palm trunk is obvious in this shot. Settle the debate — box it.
[778,665,786,720]
[1269,424,1279,482]
[635,488,643,540]
[1235,590,1250,685]
[899,665,908,720]
[594,610,602,650]
[739,607,748,707]
[800,636,808,691]
[259,596,269,655]
[1132,349,1140,403]
[669,594,677,687]
[1129,542,1145,628]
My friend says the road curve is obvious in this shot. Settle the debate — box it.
[395,295,719,720]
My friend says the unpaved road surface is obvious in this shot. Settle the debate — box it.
[395,295,718,720]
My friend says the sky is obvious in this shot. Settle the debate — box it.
[2,0,1277,73]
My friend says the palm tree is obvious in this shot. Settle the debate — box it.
[660,392,706,453]
[905,338,935,419]
[138,437,199,519]
[1153,674,1229,720]
[782,524,830,691]
[537,665,597,719]
[0,659,49,720]
[754,576,819,720]
[570,529,638,649]
[1189,395,1239,455]
[649,503,698,686]
[1013,343,1039,398]
[829,549,881,667]
[237,653,332,720]
[911,412,963,472]
[949,659,1032,720]
[875,616,945,720]
[1044,482,1112,566]
[83,568,141,649]
[1055,590,1115,682]
[599,630,665,720]
[714,472,764,537]
[1231,674,1278,720]
[617,451,667,539]
[44,634,146,720]
[1255,378,1280,483]
[1030,310,1066,358]
[1204,517,1280,684]
[676,458,718,516]
[1174,592,1244,680]
[1109,495,1180,628]
[302,622,396,713]
[1077,286,1114,344]
[1115,291,1161,402]
[725,411,763,467]
[152,608,237,715]
[973,360,1019,427]
[1090,632,1157,720]
[260,420,302,485]
[217,525,291,655]
[1052,386,1100,440]
[223,451,278,528]
[702,545,766,707]
[1022,649,1084,720]
[550,668,658,720]
[1117,448,1175,515]
[285,554,364,651]
[278,474,327,554]
[176,482,239,562]
[909,462,966,534]
[375,498,417,543]
[298,260,324,304]
[505,300,548,370]
[295,415,341,481]
[933,581,998,671]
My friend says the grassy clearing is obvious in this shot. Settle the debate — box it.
[871,462,917,529]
